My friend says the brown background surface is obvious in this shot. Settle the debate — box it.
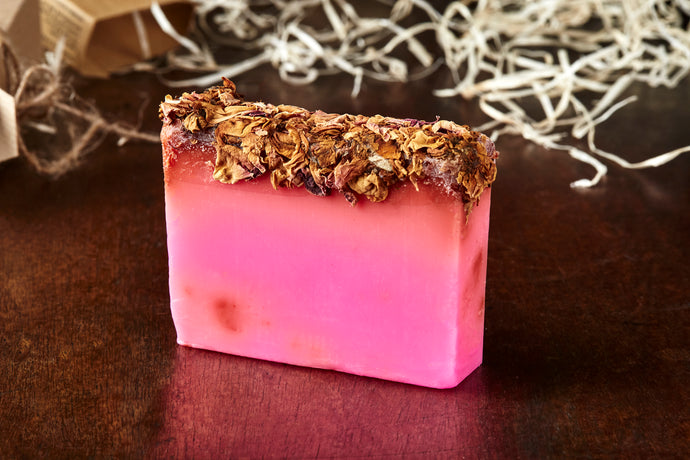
[1,69,688,458]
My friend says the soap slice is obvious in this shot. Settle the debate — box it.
[160,79,498,388]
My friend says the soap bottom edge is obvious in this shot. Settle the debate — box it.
[174,337,482,389]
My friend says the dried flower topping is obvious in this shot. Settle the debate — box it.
[160,78,498,208]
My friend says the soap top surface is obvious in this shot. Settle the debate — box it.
[159,78,498,208]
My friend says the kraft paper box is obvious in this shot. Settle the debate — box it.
[1,1,41,166]
[0,87,18,164]
[1,36,19,164]
[0,0,42,63]
[40,0,194,77]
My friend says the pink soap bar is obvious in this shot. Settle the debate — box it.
[160,82,497,388]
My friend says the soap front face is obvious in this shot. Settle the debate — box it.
[162,122,491,388]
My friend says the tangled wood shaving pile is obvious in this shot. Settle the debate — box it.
[155,0,690,187]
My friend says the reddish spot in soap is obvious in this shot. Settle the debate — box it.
[472,248,486,276]
[215,298,241,332]
[477,295,486,317]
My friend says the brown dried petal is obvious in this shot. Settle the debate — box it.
[349,171,389,202]
[405,129,447,152]
[333,159,368,189]
[183,112,206,132]
[213,152,254,184]
[376,140,401,160]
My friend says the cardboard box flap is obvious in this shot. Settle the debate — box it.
[67,0,188,22]
[0,0,42,61]
[1,0,40,165]
[0,88,19,164]
[40,0,194,77]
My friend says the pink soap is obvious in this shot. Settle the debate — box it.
[160,81,497,388]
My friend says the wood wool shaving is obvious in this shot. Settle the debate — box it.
[151,0,690,188]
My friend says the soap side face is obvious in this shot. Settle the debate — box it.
[162,122,491,388]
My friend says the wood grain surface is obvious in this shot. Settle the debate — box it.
[1,69,688,458]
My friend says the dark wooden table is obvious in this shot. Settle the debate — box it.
[1,69,688,458]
